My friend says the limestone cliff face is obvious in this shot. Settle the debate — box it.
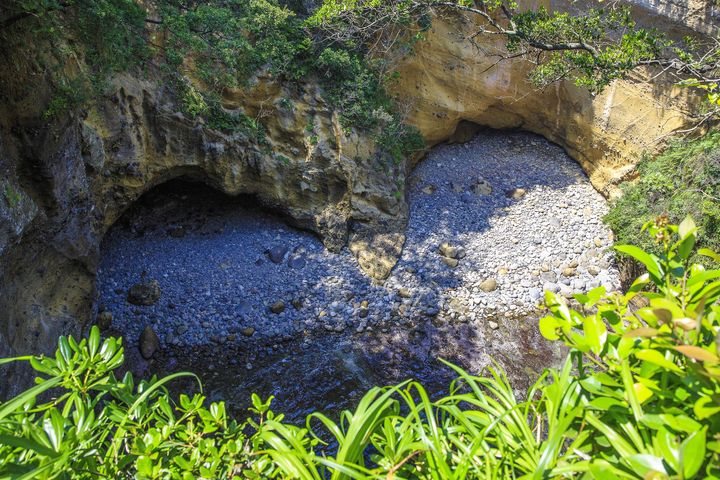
[0,1,706,396]
[390,6,701,198]
[0,48,406,396]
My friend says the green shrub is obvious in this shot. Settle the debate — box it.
[605,131,720,261]
[2,218,718,478]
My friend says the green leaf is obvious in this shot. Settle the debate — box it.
[88,326,100,357]
[583,314,607,355]
[678,216,696,240]
[0,434,58,458]
[698,248,720,263]
[636,349,682,373]
[0,377,61,421]
[539,315,560,340]
[694,397,720,420]
[626,454,667,476]
[615,245,662,284]
[680,428,706,478]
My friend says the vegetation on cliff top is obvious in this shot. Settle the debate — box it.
[606,132,720,262]
[3,0,718,159]
[0,0,424,161]
[1,219,720,478]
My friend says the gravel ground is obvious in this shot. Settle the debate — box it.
[97,130,620,414]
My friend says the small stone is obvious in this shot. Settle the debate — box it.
[176,324,189,335]
[139,326,159,360]
[358,308,369,318]
[568,260,579,269]
[505,188,526,200]
[398,288,412,298]
[241,327,255,337]
[488,321,499,330]
[562,267,576,277]
[450,181,465,193]
[266,245,289,264]
[269,300,285,314]
[360,300,369,309]
[498,267,509,275]
[587,266,600,276]
[291,297,304,309]
[594,238,603,248]
[529,288,542,301]
[471,179,492,196]
[127,279,161,306]
[289,255,306,269]
[97,311,113,331]
[226,334,236,342]
[422,184,437,195]
[480,278,498,292]
[442,257,459,268]
[438,242,460,259]
[583,207,593,217]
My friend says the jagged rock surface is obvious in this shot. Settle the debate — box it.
[0,2,707,397]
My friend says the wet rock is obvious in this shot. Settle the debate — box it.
[127,279,161,306]
[479,278,498,292]
[139,326,159,359]
[269,300,285,314]
[267,245,289,264]
[97,310,113,331]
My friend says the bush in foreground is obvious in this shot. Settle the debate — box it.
[0,218,719,479]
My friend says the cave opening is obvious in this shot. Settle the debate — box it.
[95,127,620,420]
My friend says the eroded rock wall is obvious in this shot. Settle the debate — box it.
[0,43,405,396]
[391,4,702,197]
[0,0,708,396]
